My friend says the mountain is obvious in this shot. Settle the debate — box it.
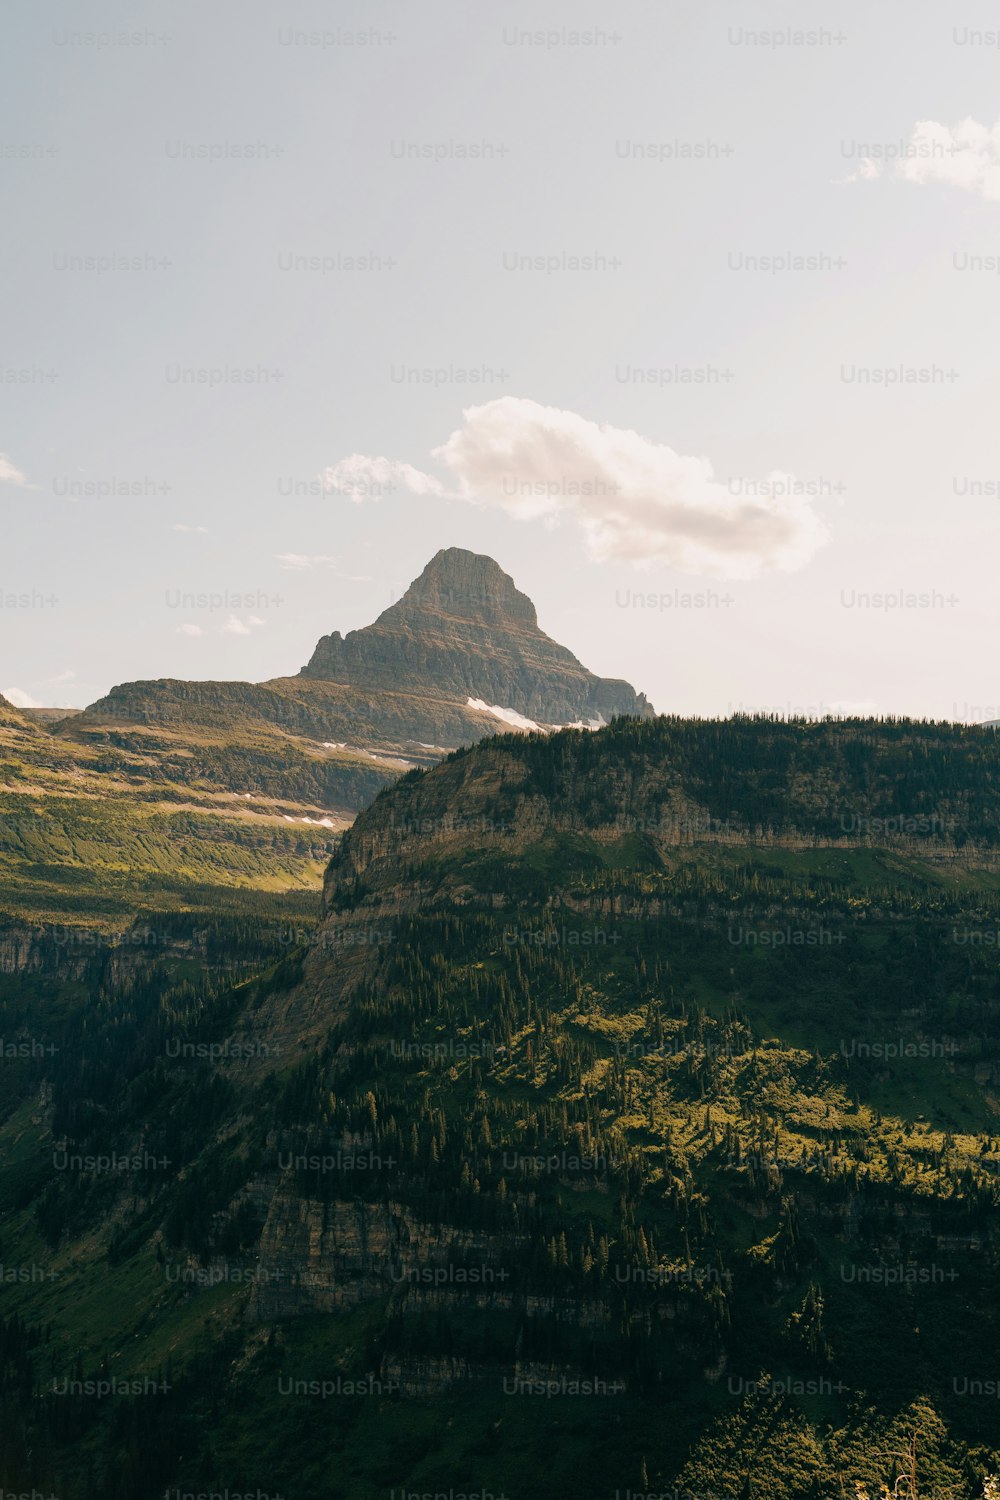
[69,548,652,762]
[0,550,650,932]
[302,547,653,724]
[4,715,1000,1498]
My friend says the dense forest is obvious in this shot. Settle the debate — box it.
[2,717,1000,1497]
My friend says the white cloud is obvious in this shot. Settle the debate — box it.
[47,669,76,684]
[321,398,829,579]
[276,553,339,571]
[2,687,40,707]
[318,454,447,501]
[222,616,265,635]
[840,116,1000,201]
[276,552,373,580]
[0,452,32,488]
[176,624,204,637]
[834,158,882,186]
[898,116,1000,200]
[174,523,208,534]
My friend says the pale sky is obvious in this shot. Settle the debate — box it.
[4,0,1000,720]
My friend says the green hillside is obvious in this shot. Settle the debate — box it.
[2,717,1000,1498]
[0,699,358,929]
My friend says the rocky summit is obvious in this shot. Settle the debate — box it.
[302,547,653,725]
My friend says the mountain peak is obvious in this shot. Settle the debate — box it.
[387,548,538,629]
[300,549,653,723]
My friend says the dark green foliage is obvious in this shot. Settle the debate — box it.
[3,716,1000,1497]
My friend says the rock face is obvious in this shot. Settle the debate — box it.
[301,548,653,724]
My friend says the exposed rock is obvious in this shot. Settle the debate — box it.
[249,1188,520,1321]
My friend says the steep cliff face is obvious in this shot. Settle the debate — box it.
[0,921,96,980]
[301,547,654,724]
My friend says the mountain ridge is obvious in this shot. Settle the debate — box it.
[4,710,1000,1495]
[0,552,653,931]
[57,549,653,819]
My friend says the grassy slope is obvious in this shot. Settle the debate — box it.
[0,710,353,927]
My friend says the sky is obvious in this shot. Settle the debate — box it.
[4,0,1000,720]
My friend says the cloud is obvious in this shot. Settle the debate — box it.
[0,452,32,488]
[321,398,829,579]
[222,616,265,635]
[841,116,1000,201]
[834,158,882,186]
[173,524,208,534]
[275,552,374,580]
[276,553,339,571]
[898,116,1000,200]
[317,454,443,501]
[2,687,40,707]
[47,669,76,684]
[176,624,203,637]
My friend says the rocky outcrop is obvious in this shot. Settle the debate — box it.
[249,1187,520,1321]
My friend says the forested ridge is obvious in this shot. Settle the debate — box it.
[2,717,1000,1497]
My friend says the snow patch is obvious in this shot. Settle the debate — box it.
[324,740,416,769]
[467,698,541,732]
[467,698,607,734]
[563,714,607,731]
